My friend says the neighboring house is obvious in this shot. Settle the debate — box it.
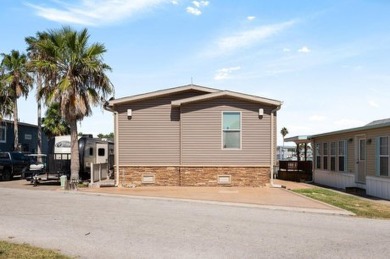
[106,84,282,187]
[277,144,313,161]
[305,118,390,200]
[0,120,48,153]
[277,145,297,160]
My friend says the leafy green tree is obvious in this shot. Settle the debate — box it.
[31,27,113,180]
[42,103,70,138]
[0,50,33,150]
[97,132,114,139]
[0,71,14,120]
[280,127,289,159]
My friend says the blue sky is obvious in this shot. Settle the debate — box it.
[1,0,390,145]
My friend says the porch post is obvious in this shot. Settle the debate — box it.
[304,143,308,161]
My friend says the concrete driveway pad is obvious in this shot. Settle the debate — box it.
[0,178,352,215]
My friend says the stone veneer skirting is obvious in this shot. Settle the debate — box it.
[117,166,270,187]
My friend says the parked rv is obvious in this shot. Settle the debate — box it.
[53,134,114,179]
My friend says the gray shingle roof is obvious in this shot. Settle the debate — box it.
[366,118,390,126]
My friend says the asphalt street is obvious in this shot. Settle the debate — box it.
[1,187,390,258]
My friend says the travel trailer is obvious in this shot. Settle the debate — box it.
[53,134,114,179]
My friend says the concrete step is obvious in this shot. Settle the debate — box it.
[89,180,115,188]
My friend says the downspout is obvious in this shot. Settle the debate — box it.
[179,106,182,186]
[270,105,282,188]
[103,103,120,187]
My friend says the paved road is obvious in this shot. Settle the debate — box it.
[1,188,390,259]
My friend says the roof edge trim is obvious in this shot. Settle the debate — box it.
[108,84,219,106]
[171,90,282,107]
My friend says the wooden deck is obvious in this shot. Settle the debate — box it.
[277,161,313,182]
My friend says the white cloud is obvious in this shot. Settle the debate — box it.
[214,20,296,56]
[171,1,179,5]
[192,1,201,7]
[247,16,256,21]
[187,0,209,15]
[214,66,241,80]
[200,1,209,7]
[186,6,201,15]
[26,0,170,26]
[368,100,379,108]
[298,46,311,53]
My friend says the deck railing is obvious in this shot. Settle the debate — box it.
[278,160,312,181]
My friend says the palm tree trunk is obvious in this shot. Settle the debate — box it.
[37,100,42,154]
[70,119,80,181]
[37,75,42,161]
[13,98,19,151]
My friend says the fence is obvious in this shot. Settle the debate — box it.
[90,163,110,184]
[47,153,71,176]
[277,161,313,181]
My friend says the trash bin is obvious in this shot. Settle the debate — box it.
[60,175,68,190]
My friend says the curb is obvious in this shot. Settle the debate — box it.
[74,189,355,216]
[280,187,355,216]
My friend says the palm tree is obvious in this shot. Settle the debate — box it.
[280,127,289,159]
[0,69,13,120]
[0,89,13,121]
[26,32,50,157]
[31,27,113,181]
[0,50,33,150]
[42,103,71,139]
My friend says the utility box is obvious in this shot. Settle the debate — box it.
[60,175,68,190]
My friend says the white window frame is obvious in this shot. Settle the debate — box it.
[315,143,321,169]
[338,140,346,172]
[330,142,336,171]
[323,143,328,170]
[379,136,389,177]
[221,111,242,150]
[0,126,6,143]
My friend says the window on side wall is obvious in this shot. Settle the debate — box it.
[222,112,241,149]
[0,126,6,143]
[315,143,321,169]
[98,148,105,156]
[338,140,346,172]
[379,136,389,176]
[323,143,328,170]
[330,142,336,171]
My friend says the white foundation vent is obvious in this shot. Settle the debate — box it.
[142,174,155,184]
[218,175,232,185]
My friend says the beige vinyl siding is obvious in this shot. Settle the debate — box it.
[180,97,273,166]
[315,136,355,174]
[115,90,206,165]
[313,126,390,178]
[364,127,390,177]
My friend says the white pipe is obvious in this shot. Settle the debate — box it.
[103,103,120,187]
[270,105,282,188]
[113,111,119,187]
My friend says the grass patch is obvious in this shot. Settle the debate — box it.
[78,182,89,188]
[293,188,390,219]
[0,240,70,259]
